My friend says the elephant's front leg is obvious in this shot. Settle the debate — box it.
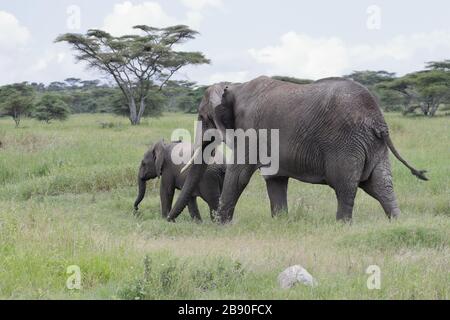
[217,164,257,224]
[187,197,202,222]
[264,176,289,217]
[160,180,175,218]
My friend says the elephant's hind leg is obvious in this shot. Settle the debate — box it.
[359,160,401,219]
[334,183,358,223]
[264,176,289,217]
[327,156,363,223]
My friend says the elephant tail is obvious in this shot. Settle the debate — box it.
[381,132,428,181]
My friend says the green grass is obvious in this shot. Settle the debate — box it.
[0,113,449,300]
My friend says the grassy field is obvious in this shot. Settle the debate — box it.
[0,113,448,300]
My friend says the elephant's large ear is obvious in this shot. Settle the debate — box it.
[214,87,235,130]
[154,141,165,178]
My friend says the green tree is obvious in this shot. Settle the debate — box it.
[48,81,67,91]
[426,59,450,71]
[409,69,450,116]
[344,71,404,111]
[377,76,417,112]
[379,65,450,116]
[34,94,70,123]
[56,25,209,125]
[344,70,396,86]
[64,78,82,88]
[272,76,313,85]
[163,80,206,113]
[109,86,166,117]
[0,82,35,127]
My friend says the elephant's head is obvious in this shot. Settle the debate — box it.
[167,83,233,221]
[134,140,166,211]
[199,83,235,141]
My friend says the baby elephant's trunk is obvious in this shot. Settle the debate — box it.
[134,178,147,210]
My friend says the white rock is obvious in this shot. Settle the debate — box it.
[278,265,317,289]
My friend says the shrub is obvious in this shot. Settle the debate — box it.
[34,94,70,123]
[118,253,246,300]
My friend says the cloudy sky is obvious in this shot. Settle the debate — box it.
[0,0,449,85]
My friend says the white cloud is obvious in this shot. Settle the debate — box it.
[30,50,66,73]
[0,11,30,52]
[249,32,348,79]
[0,11,31,84]
[350,30,450,62]
[102,0,223,35]
[181,0,223,11]
[181,0,223,30]
[208,71,250,84]
[249,30,450,79]
[0,11,93,85]
[102,2,178,35]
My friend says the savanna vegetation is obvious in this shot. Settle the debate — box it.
[1,61,449,129]
[0,113,448,299]
[0,22,448,300]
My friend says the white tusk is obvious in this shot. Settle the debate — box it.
[181,147,202,174]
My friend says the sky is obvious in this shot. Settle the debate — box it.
[0,0,449,86]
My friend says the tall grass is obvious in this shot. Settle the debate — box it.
[0,113,448,299]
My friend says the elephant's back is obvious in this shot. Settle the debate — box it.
[252,78,388,179]
[251,78,386,132]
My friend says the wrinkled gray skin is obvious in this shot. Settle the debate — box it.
[168,76,427,224]
[134,140,226,222]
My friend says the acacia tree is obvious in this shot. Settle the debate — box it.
[426,59,450,71]
[56,25,209,125]
[0,83,35,127]
[377,77,418,112]
[409,70,450,116]
[344,70,396,86]
[379,69,450,116]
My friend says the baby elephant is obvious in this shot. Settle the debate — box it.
[134,140,226,221]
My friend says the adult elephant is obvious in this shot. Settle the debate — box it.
[167,76,427,224]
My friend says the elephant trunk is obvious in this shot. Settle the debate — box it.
[134,178,147,210]
[167,163,207,221]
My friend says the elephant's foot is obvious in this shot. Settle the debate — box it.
[192,217,203,224]
[218,216,233,225]
[334,183,357,224]
[167,216,176,223]
[335,200,354,223]
[271,207,288,218]
[216,206,236,224]
[214,209,234,225]
[388,208,401,220]
[336,215,353,224]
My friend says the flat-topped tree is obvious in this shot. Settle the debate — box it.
[426,59,450,71]
[378,65,450,116]
[56,25,209,125]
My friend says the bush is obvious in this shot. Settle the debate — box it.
[118,253,246,300]
[34,94,70,123]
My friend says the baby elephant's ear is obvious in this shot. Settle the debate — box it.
[154,141,166,178]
